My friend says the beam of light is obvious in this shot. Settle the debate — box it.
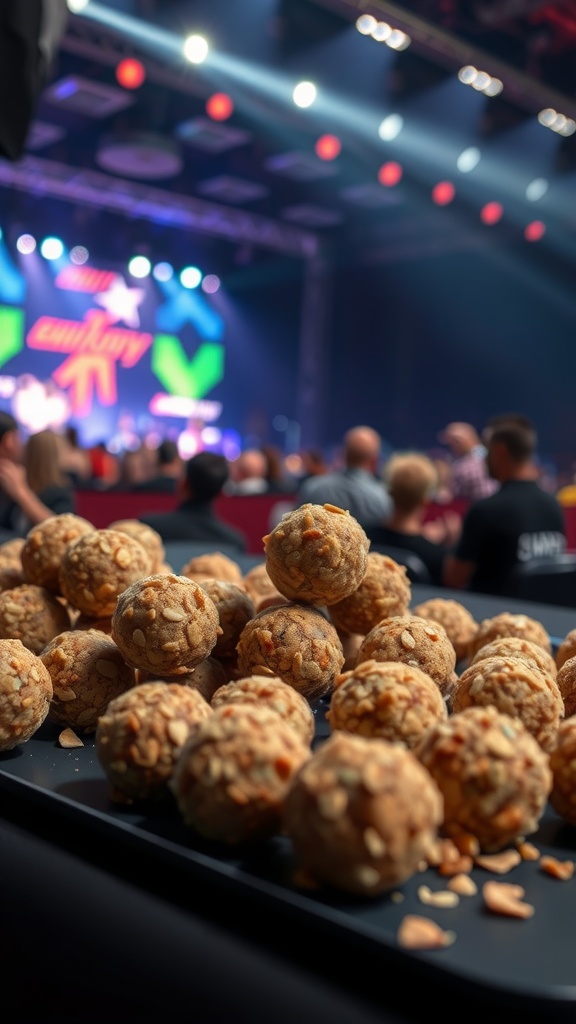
[73,2,204,63]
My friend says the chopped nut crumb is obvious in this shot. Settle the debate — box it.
[482,881,535,918]
[58,727,84,749]
[474,849,522,874]
[397,914,456,950]
[539,855,575,881]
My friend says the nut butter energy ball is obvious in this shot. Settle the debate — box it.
[96,680,213,803]
[0,583,71,654]
[452,654,563,752]
[414,705,552,852]
[549,717,576,825]
[468,611,551,660]
[111,573,222,677]
[171,703,310,843]
[0,639,53,750]
[283,731,443,896]
[555,628,576,671]
[59,528,153,618]
[108,519,166,573]
[181,551,243,585]
[40,628,135,733]
[412,597,478,665]
[235,602,344,703]
[197,578,255,659]
[470,636,558,680]
[355,614,457,697]
[20,513,95,593]
[328,552,411,636]
[211,674,316,746]
[555,655,576,717]
[241,562,283,610]
[263,503,369,606]
[328,659,447,749]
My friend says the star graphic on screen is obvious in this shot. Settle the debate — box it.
[94,275,145,328]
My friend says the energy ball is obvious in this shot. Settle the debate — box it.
[412,597,478,665]
[452,654,563,752]
[0,639,53,750]
[263,503,369,606]
[414,705,552,852]
[197,578,255,659]
[0,566,24,592]
[20,513,95,593]
[556,656,576,717]
[171,702,310,843]
[549,717,576,825]
[0,583,71,654]
[96,680,213,803]
[235,602,344,703]
[74,612,113,634]
[140,657,228,705]
[59,528,153,618]
[108,519,166,573]
[355,615,457,697]
[0,536,25,568]
[338,630,365,671]
[470,636,558,680]
[211,674,316,746]
[555,628,576,671]
[181,551,243,585]
[111,573,222,677]
[468,611,551,660]
[40,628,135,733]
[283,731,443,896]
[241,562,283,610]
[328,659,447,749]
[328,552,411,636]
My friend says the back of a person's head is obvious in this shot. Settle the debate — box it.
[186,451,229,502]
[384,451,438,512]
[158,439,179,466]
[25,429,65,493]
[489,420,536,463]
[343,425,381,469]
[234,449,267,480]
[0,410,18,445]
[482,412,534,446]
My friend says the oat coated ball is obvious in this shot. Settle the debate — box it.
[0,583,71,654]
[108,519,166,573]
[241,562,283,610]
[40,628,135,733]
[556,656,576,718]
[96,680,213,803]
[549,717,576,825]
[143,657,228,704]
[555,628,576,671]
[21,513,95,593]
[181,551,243,585]
[414,705,552,852]
[0,639,53,750]
[0,536,24,568]
[197,578,255,659]
[235,602,344,703]
[452,654,563,752]
[283,731,443,896]
[59,528,153,618]
[468,611,551,660]
[470,635,558,679]
[355,614,457,697]
[171,702,311,843]
[263,503,369,606]
[328,552,411,636]
[328,659,447,749]
[412,597,478,665]
[211,673,316,746]
[111,572,222,677]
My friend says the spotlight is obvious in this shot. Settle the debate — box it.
[183,35,209,64]
[481,202,504,225]
[67,0,89,11]
[526,178,549,202]
[16,234,37,254]
[538,108,576,136]
[128,255,151,278]
[315,134,341,160]
[180,266,202,289]
[201,274,221,294]
[378,161,403,187]
[116,58,146,90]
[70,245,89,265]
[40,237,64,260]
[457,147,481,173]
[293,82,317,109]
[206,93,233,121]
[356,15,377,35]
[153,261,174,282]
[378,114,403,142]
[432,181,455,206]
[525,221,546,242]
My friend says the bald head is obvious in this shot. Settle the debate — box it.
[234,449,267,481]
[343,426,382,471]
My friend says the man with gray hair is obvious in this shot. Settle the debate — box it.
[296,425,391,530]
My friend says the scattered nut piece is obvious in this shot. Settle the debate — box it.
[438,854,474,877]
[59,727,84,749]
[517,840,540,861]
[474,849,522,874]
[397,914,456,950]
[417,884,460,908]
[447,874,478,896]
[482,881,535,919]
[540,855,575,881]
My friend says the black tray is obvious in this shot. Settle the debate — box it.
[2,704,576,1017]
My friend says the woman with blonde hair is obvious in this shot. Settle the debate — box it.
[0,428,76,535]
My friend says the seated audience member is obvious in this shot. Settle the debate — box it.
[59,425,92,487]
[296,425,392,530]
[298,447,329,484]
[139,451,247,552]
[0,427,76,535]
[366,452,457,586]
[132,439,183,494]
[443,418,566,595]
[261,444,296,494]
[227,449,270,495]
[438,421,498,501]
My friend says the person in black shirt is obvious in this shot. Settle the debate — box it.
[443,418,566,595]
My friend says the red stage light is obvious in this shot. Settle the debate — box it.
[480,201,503,225]
[432,181,455,206]
[525,220,546,242]
[206,93,234,121]
[378,161,403,187]
[315,134,341,160]
[116,58,146,90]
